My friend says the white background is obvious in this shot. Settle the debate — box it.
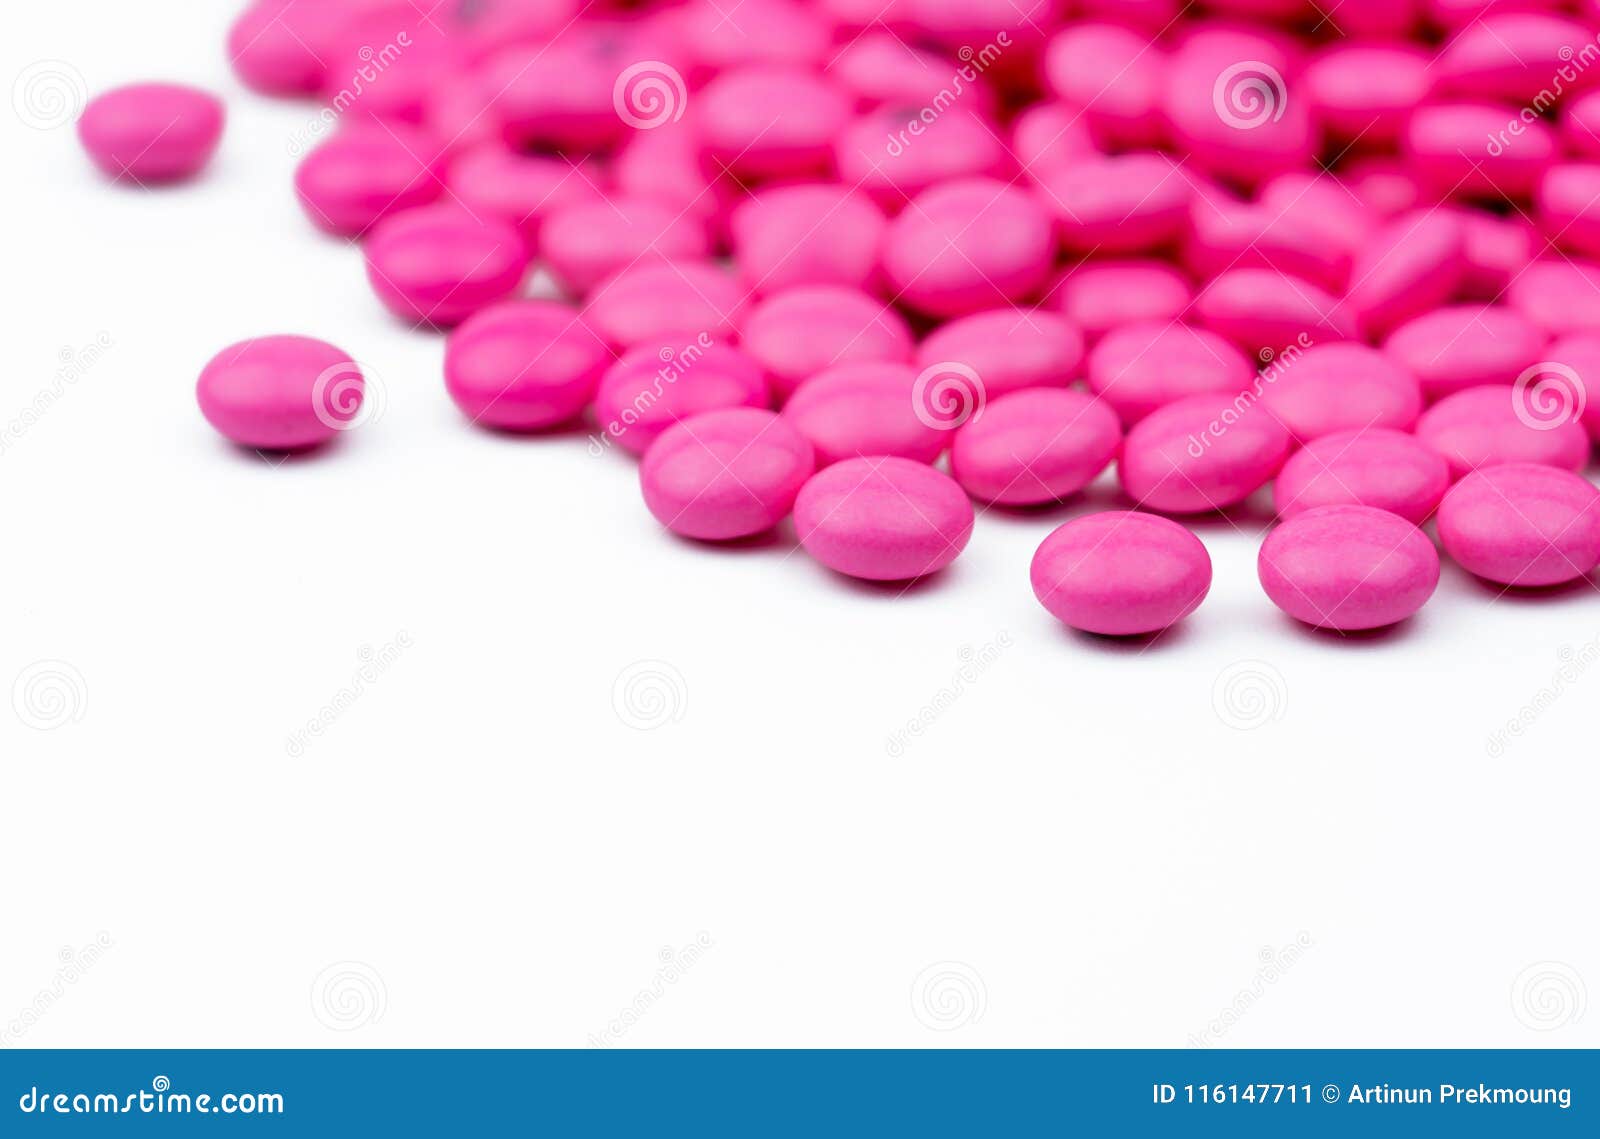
[1,1,1595,1048]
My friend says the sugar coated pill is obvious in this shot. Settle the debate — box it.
[541,197,709,297]
[443,301,611,431]
[741,287,913,402]
[594,341,768,456]
[730,184,888,296]
[794,457,974,581]
[1119,392,1291,515]
[916,308,1084,400]
[1344,210,1467,339]
[1053,260,1192,343]
[1414,386,1590,480]
[584,260,744,350]
[1258,342,1423,443]
[1437,464,1600,586]
[1259,505,1439,631]
[640,409,815,540]
[1030,511,1211,635]
[1086,322,1253,426]
[295,124,443,237]
[197,335,363,451]
[1274,429,1450,525]
[78,83,224,183]
[1194,268,1354,352]
[1035,153,1191,254]
[951,388,1121,505]
[1383,305,1544,401]
[363,207,530,327]
[1507,260,1600,339]
[783,362,949,467]
[444,146,605,247]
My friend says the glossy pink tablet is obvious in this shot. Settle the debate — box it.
[1303,44,1430,146]
[1194,269,1355,352]
[1273,429,1450,524]
[1344,210,1468,339]
[640,408,815,540]
[835,108,1008,209]
[1433,13,1599,104]
[1259,506,1439,631]
[197,335,362,451]
[1162,50,1316,187]
[794,456,975,581]
[1086,322,1253,425]
[1414,386,1590,479]
[485,22,661,152]
[951,388,1121,505]
[1035,152,1191,254]
[1404,103,1556,200]
[741,287,914,401]
[1119,392,1292,515]
[1507,260,1600,338]
[1259,342,1423,443]
[830,33,999,115]
[1437,463,1600,585]
[782,362,948,466]
[1043,23,1164,148]
[917,309,1084,400]
[1383,305,1545,400]
[443,301,611,431]
[594,342,768,456]
[444,146,605,247]
[1183,190,1349,294]
[295,124,444,238]
[1030,511,1211,636]
[1011,102,1100,178]
[729,184,888,296]
[227,1,346,96]
[1256,172,1375,257]
[1536,164,1600,259]
[540,197,709,297]
[696,66,850,181]
[584,260,744,350]
[363,206,529,327]
[78,83,223,183]
[1052,261,1192,343]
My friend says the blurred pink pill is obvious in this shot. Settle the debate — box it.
[916,308,1084,400]
[830,34,998,116]
[1011,102,1099,177]
[318,7,454,126]
[1256,173,1375,257]
[730,184,888,296]
[1304,44,1430,146]
[1273,429,1450,525]
[1076,0,1178,31]
[1342,157,1424,219]
[835,108,1008,209]
[640,408,815,540]
[1053,260,1192,343]
[443,300,610,431]
[1544,334,1600,440]
[1414,386,1590,479]
[1383,305,1544,400]
[794,456,974,581]
[1438,463,1600,586]
[740,287,913,401]
[1258,342,1423,443]
[1183,191,1349,293]
[227,1,346,95]
[1507,260,1600,338]
[1344,210,1468,339]
[1119,393,1291,514]
[1035,152,1190,254]
[1404,103,1556,200]
[680,0,829,73]
[881,179,1053,317]
[1450,207,1539,301]
[1536,164,1600,258]
[1163,54,1317,187]
[294,124,443,237]
[612,122,732,239]
[444,146,605,247]
[585,260,743,350]
[1434,13,1598,103]
[1043,23,1164,148]
[1564,89,1600,158]
[1194,269,1353,353]
[951,388,1121,505]
[782,362,948,466]
[1086,322,1253,426]
[696,67,850,181]
[541,197,708,297]
[77,83,223,183]
[486,25,648,152]
[1030,511,1211,636]
[363,206,529,327]
[1259,506,1439,631]
[594,342,768,456]
[197,335,362,451]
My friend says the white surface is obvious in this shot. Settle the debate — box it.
[1,2,1595,1048]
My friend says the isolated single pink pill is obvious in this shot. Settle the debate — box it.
[197,335,362,452]
[1383,305,1545,401]
[1258,342,1423,443]
[541,197,709,297]
[1507,260,1600,338]
[1086,322,1253,426]
[77,83,223,183]
[917,308,1084,400]
[1414,386,1590,479]
[363,206,529,327]
[1273,429,1450,525]
[640,408,815,540]
[1119,393,1291,515]
[443,301,610,431]
[594,342,767,457]
[951,388,1121,506]
[444,146,605,248]
[1259,506,1440,631]
[741,287,913,402]
[294,124,444,238]
[1437,463,1600,586]
[730,184,888,297]
[1030,511,1211,636]
[1195,268,1354,353]
[1053,261,1192,343]
[794,456,974,581]
[783,362,949,467]
[584,260,744,350]
[1035,152,1191,254]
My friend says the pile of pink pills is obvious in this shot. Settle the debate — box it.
[80,0,1600,637]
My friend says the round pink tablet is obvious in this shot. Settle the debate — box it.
[640,408,815,540]
[881,179,1053,317]
[1052,261,1192,343]
[584,260,743,350]
[594,342,768,456]
[611,121,734,241]
[1545,334,1600,441]
[830,33,999,116]
[1182,190,1349,293]
[197,335,362,452]
[696,66,850,181]
[294,124,444,237]
[541,197,709,297]
[794,456,975,581]
[227,1,346,96]
[1259,342,1423,443]
[1194,268,1354,353]
[444,146,605,247]
[1438,463,1600,586]
[1086,322,1253,426]
[1162,50,1317,187]
[1449,207,1540,301]
[1564,89,1600,159]
[1536,164,1600,259]
[679,0,829,73]
[77,83,223,183]
[1344,210,1468,340]
[782,362,948,466]
[917,308,1084,400]
[443,300,610,431]
[1030,511,1211,636]
[741,286,914,401]
[1404,103,1556,201]
[1256,172,1376,257]
[729,184,888,296]
[1273,429,1450,524]
[1303,43,1430,146]
[1043,23,1165,148]
[1415,386,1590,479]
[1120,392,1291,514]
[1383,305,1544,400]
[950,388,1121,505]
[1434,13,1598,104]
[835,108,1008,209]
[1259,506,1439,631]
[1011,102,1100,178]
[1342,157,1424,219]
[363,206,529,327]
[484,22,654,152]
[1507,259,1600,338]
[1034,152,1191,254]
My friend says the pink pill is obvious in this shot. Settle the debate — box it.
[611,120,734,241]
[485,24,652,152]
[1303,44,1430,146]
[594,341,768,456]
[1563,89,1600,158]
[1507,259,1600,338]
[782,362,948,466]
[696,67,850,182]
[881,179,1053,318]
[1183,190,1349,293]
[227,1,347,96]
[830,34,998,116]
[1053,260,1192,343]
[363,206,529,327]
[1437,463,1600,586]
[1120,392,1292,515]
[584,260,743,350]
[951,388,1121,506]
[1163,53,1317,187]
[1383,305,1544,400]
[1030,511,1211,636]
[1259,506,1440,631]
[77,83,223,183]
[1341,157,1424,219]
[741,287,913,401]
[1344,210,1468,340]
[1194,268,1354,353]
[540,197,709,297]
[1259,342,1423,443]
[1449,206,1540,301]
[640,408,815,540]
[294,124,443,238]
[917,308,1084,400]
[1429,0,1565,30]
[1043,23,1165,148]
[729,184,888,296]
[1076,0,1178,32]
[1273,429,1450,524]
[1011,102,1100,178]
[1086,322,1253,426]
[1545,334,1600,441]
[1537,163,1600,259]
[835,108,1008,209]
[443,300,610,431]
[794,456,974,581]
[318,6,455,126]
[444,146,605,248]
[1404,103,1556,201]
[197,335,363,452]
[1434,13,1598,104]
[679,0,829,73]
[1414,386,1590,479]
[1256,173,1376,257]
[1035,152,1191,255]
